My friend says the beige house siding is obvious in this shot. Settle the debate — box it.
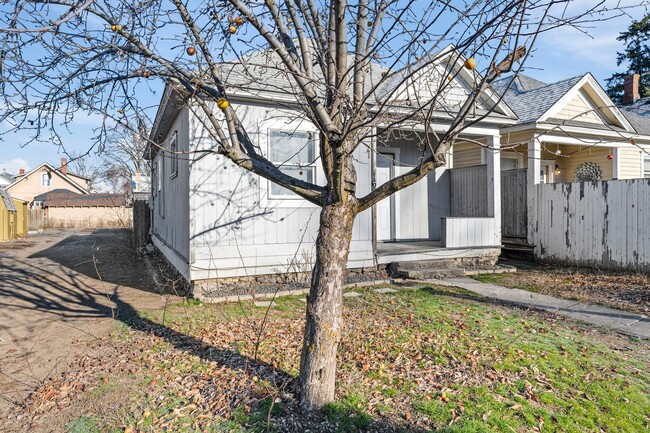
[618,147,643,179]
[555,92,604,124]
[8,166,87,203]
[452,142,482,168]
[66,172,90,190]
[46,206,132,228]
[552,146,614,182]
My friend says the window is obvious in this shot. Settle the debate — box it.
[170,131,178,178]
[268,130,316,198]
[644,154,650,178]
[158,157,164,218]
[41,172,51,187]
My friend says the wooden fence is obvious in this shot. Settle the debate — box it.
[450,165,488,217]
[501,169,527,241]
[28,208,45,232]
[536,178,650,272]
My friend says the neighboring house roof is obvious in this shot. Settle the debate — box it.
[491,75,584,124]
[621,97,650,118]
[7,162,89,194]
[0,172,14,184]
[492,73,639,136]
[620,109,650,136]
[0,188,16,212]
[35,189,127,207]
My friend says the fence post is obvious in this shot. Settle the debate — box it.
[527,138,541,248]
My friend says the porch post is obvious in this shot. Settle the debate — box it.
[613,146,621,179]
[527,138,541,246]
[486,134,501,246]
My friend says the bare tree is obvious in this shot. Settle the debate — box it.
[0,0,639,410]
[68,151,102,191]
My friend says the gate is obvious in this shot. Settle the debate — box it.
[28,208,45,231]
[500,169,527,242]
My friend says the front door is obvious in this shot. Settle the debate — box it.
[376,152,395,241]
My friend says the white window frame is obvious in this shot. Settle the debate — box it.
[41,172,51,187]
[643,152,650,178]
[265,129,319,204]
[170,131,179,179]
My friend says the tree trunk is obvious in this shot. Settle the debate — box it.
[299,200,356,410]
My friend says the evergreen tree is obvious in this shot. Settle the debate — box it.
[606,15,650,104]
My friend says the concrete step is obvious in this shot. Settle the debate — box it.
[392,268,466,280]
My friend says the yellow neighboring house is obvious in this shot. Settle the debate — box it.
[6,159,90,205]
[0,189,28,240]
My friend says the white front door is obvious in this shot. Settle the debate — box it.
[376,153,395,241]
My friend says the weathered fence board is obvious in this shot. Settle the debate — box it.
[450,165,488,217]
[28,208,45,232]
[501,169,527,240]
[536,179,650,272]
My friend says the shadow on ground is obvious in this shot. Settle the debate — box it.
[3,229,437,432]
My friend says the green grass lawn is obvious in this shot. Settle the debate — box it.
[60,285,649,433]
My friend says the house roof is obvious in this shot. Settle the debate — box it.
[34,189,127,207]
[0,188,16,212]
[620,108,650,136]
[148,45,518,155]
[7,162,89,195]
[491,75,584,124]
[0,172,14,183]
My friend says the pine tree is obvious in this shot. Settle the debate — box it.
[606,15,650,104]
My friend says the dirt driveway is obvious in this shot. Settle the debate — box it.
[0,229,170,415]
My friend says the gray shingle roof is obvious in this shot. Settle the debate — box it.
[491,74,585,124]
[0,188,16,211]
[620,108,650,135]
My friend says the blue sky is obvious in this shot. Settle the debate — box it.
[1,0,648,174]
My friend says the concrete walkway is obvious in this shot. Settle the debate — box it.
[432,277,650,339]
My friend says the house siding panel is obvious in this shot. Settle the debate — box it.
[452,142,482,168]
[188,101,373,279]
[618,147,643,179]
[150,107,191,276]
[555,92,604,124]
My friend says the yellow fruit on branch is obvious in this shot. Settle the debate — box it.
[464,57,476,70]
[217,98,229,109]
[228,25,237,34]
[234,16,244,26]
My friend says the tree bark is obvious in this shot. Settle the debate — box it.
[299,199,356,410]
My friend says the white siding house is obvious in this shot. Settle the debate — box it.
[146,46,517,297]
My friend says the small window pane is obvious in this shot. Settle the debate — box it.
[270,130,314,164]
[501,158,518,171]
[644,156,650,178]
[271,167,314,197]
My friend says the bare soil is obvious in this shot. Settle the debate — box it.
[0,229,176,432]
[488,262,650,316]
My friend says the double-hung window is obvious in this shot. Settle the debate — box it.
[644,153,650,178]
[268,130,316,198]
[170,131,178,178]
[41,172,51,187]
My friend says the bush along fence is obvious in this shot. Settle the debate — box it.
[535,178,650,272]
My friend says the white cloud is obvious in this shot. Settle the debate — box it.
[0,158,30,174]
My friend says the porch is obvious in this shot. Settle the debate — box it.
[376,239,501,265]
[371,127,503,263]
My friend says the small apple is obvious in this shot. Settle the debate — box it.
[228,25,237,34]
[186,46,196,56]
[217,98,229,109]
[234,16,244,25]
[464,57,476,70]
